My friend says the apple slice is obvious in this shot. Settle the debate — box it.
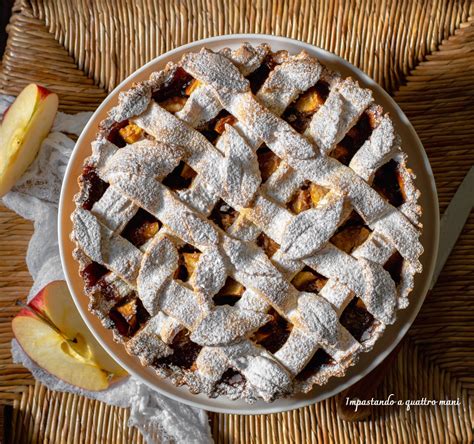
[0,83,58,196]
[12,281,127,391]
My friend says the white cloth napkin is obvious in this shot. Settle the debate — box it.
[0,95,212,444]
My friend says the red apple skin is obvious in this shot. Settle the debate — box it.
[36,85,53,100]
[28,286,48,313]
[16,307,36,319]
[0,84,52,121]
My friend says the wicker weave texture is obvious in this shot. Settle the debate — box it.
[1,0,472,109]
[0,1,473,443]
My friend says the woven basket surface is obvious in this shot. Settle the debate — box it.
[0,0,473,443]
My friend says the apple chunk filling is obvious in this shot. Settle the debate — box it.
[326,211,372,254]
[209,199,239,231]
[213,277,245,306]
[115,299,139,330]
[198,110,237,144]
[383,251,404,285]
[330,225,370,254]
[162,161,197,190]
[185,79,201,95]
[152,66,193,103]
[287,180,328,214]
[160,96,187,113]
[174,244,201,282]
[109,296,150,338]
[294,86,327,114]
[121,208,161,248]
[257,232,280,258]
[372,159,406,208]
[214,114,237,134]
[151,67,199,113]
[80,166,110,210]
[339,297,375,342]
[118,122,143,144]
[251,308,293,353]
[291,267,328,293]
[154,329,203,375]
[246,54,277,94]
[106,120,129,147]
[257,145,282,182]
[330,107,381,165]
[81,261,109,288]
[282,82,329,133]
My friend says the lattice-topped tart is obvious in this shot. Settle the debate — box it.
[71,43,423,402]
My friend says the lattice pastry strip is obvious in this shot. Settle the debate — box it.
[91,186,139,233]
[72,43,423,402]
[306,78,373,154]
[73,208,142,285]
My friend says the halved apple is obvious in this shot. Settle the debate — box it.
[0,83,59,196]
[12,281,127,391]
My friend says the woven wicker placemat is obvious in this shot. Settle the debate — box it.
[1,1,473,443]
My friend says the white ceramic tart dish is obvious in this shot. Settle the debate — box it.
[60,35,438,414]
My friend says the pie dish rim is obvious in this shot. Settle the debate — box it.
[58,33,439,415]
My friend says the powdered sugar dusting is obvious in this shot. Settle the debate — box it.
[190,306,271,346]
[125,315,173,366]
[280,190,344,259]
[71,43,423,403]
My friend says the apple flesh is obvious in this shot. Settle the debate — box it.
[12,281,127,391]
[0,83,59,197]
